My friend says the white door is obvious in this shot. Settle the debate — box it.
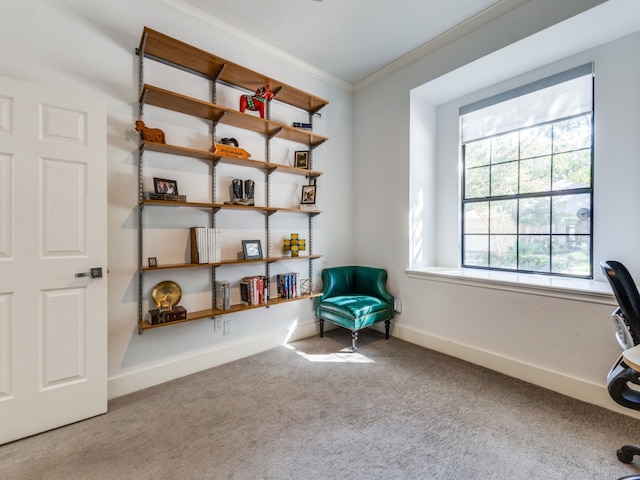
[0,76,107,444]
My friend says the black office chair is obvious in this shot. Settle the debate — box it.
[601,260,640,471]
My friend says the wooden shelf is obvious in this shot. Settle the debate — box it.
[140,255,323,272]
[141,141,323,177]
[138,292,322,331]
[141,85,328,148]
[140,198,322,215]
[138,27,329,114]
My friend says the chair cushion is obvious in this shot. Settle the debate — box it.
[319,295,388,318]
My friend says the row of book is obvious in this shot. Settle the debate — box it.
[240,275,269,306]
[213,274,307,310]
[215,280,231,310]
[276,272,302,299]
[190,227,222,264]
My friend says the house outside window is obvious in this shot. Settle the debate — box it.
[460,64,594,278]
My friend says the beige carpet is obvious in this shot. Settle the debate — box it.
[2,329,640,479]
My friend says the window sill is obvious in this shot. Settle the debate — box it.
[405,266,615,305]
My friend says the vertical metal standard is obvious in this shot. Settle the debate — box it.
[211,76,218,313]
[209,64,226,315]
[137,33,148,334]
[265,104,273,300]
[308,111,315,292]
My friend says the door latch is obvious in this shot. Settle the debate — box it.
[75,267,103,279]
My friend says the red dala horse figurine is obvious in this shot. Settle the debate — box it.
[239,85,274,118]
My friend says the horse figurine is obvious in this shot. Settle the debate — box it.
[239,85,274,119]
[135,120,166,144]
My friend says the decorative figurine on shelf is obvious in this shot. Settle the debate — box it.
[283,233,306,257]
[221,137,239,147]
[239,84,274,118]
[134,120,166,144]
[224,179,255,206]
[148,280,187,325]
[300,279,311,295]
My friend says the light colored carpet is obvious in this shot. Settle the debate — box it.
[2,329,640,479]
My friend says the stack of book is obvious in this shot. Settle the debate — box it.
[190,227,222,264]
[215,280,230,310]
[276,272,301,299]
[240,276,268,305]
[143,192,187,202]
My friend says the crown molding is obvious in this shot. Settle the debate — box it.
[146,0,354,93]
[147,0,531,95]
[354,0,531,93]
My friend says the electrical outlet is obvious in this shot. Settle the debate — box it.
[223,319,232,335]
[394,299,402,313]
[214,316,223,332]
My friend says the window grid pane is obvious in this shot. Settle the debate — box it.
[462,112,592,278]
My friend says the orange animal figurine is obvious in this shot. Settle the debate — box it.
[135,120,166,144]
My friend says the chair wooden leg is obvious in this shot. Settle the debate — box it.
[319,318,324,337]
[385,319,390,339]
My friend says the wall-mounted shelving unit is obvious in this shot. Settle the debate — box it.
[136,27,329,333]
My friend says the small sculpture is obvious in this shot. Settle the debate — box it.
[221,137,239,147]
[283,233,306,257]
[135,120,166,144]
[224,179,255,206]
[239,85,274,118]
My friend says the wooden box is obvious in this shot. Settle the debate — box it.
[148,306,187,325]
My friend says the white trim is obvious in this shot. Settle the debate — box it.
[145,0,353,93]
[354,0,531,92]
[147,0,530,94]
[406,266,615,305]
[391,323,640,419]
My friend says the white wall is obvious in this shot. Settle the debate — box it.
[0,0,354,398]
[3,0,638,414]
[354,0,640,416]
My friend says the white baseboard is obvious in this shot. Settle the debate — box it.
[107,321,319,400]
[391,323,640,420]
[108,320,640,420]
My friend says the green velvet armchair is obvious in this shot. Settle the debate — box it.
[315,266,394,351]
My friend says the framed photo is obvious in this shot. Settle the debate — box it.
[148,257,158,268]
[301,184,317,205]
[153,177,178,195]
[242,240,263,260]
[295,150,310,169]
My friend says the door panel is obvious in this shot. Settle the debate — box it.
[0,75,107,444]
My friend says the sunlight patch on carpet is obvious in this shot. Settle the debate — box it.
[285,344,375,363]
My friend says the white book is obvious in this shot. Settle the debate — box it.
[198,227,208,264]
[207,227,214,264]
[215,227,222,263]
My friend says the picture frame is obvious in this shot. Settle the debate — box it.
[301,184,317,205]
[148,257,158,268]
[242,240,263,260]
[295,150,310,169]
[153,177,178,195]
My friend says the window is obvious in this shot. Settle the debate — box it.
[460,64,594,278]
